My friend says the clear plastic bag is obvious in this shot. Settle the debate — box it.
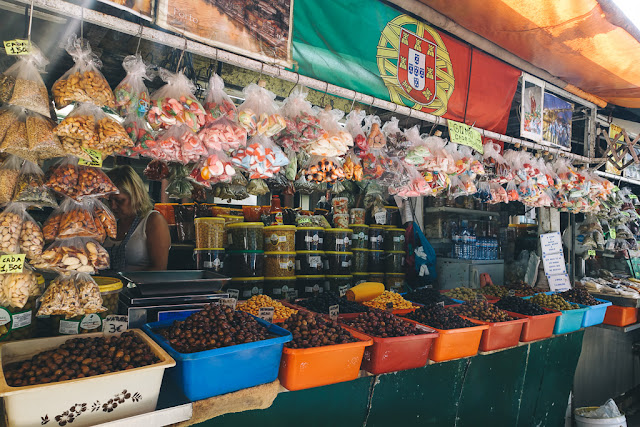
[36,274,81,318]
[55,198,104,241]
[77,165,119,199]
[46,157,117,201]
[123,114,154,157]
[0,107,35,163]
[0,203,29,254]
[26,111,65,160]
[143,159,170,181]
[343,151,363,181]
[388,161,430,198]
[361,149,393,181]
[75,272,106,314]
[0,155,22,205]
[0,45,51,117]
[32,237,109,274]
[198,116,247,153]
[51,35,115,109]
[448,175,468,199]
[231,135,289,179]
[294,174,326,194]
[147,124,194,163]
[93,199,117,240]
[506,180,519,201]
[189,150,236,187]
[247,178,270,195]
[345,109,367,156]
[475,181,492,203]
[114,54,153,117]
[212,183,249,200]
[1,267,38,309]
[19,207,44,259]
[204,73,236,123]
[12,161,57,207]
[364,115,385,150]
[0,108,20,146]
[53,103,98,161]
[307,108,352,157]
[237,83,285,137]
[166,164,193,199]
[149,69,206,132]
[383,117,409,157]
[275,87,323,151]
[303,155,345,183]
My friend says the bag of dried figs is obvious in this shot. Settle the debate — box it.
[0,45,52,118]
[12,160,57,208]
[51,35,115,109]
[36,273,81,318]
[0,155,23,205]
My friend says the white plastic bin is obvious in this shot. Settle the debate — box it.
[0,329,175,427]
[575,407,627,427]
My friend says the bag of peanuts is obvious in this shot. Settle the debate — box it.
[26,111,65,160]
[0,45,52,118]
[31,237,110,274]
[12,161,57,208]
[114,54,153,118]
[0,155,22,205]
[0,107,21,146]
[51,35,115,109]
[0,107,36,164]
[148,69,206,132]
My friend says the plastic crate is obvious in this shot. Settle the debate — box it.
[603,305,638,327]
[581,298,612,328]
[463,315,528,352]
[406,320,488,362]
[523,296,588,335]
[278,327,373,391]
[503,309,561,342]
[341,318,438,374]
[143,314,291,401]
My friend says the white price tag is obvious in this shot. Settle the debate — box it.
[11,310,31,329]
[227,289,240,299]
[374,211,387,224]
[329,304,339,321]
[339,285,349,297]
[258,306,275,323]
[59,320,79,335]
[437,301,445,307]
[220,298,237,310]
[508,290,516,297]
[102,314,128,336]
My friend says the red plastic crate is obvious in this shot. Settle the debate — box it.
[503,309,561,342]
[603,305,638,327]
[463,315,528,352]
[341,317,438,374]
[411,321,489,362]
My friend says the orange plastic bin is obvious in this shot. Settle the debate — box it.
[503,309,561,342]
[464,315,528,352]
[603,305,638,327]
[422,323,488,362]
[278,328,372,391]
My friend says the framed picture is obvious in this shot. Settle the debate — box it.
[521,74,544,142]
[97,0,154,21]
[542,92,573,150]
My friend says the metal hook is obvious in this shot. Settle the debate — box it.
[27,0,34,43]
[257,62,264,82]
[176,36,187,73]
[135,24,144,56]
[349,92,358,112]
[287,73,300,97]
[321,81,329,106]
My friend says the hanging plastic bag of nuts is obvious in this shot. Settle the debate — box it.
[114,53,153,118]
[75,272,106,314]
[93,199,117,240]
[51,35,115,109]
[18,208,44,259]
[0,203,27,254]
[77,165,118,199]
[45,156,80,199]
[0,155,22,205]
[36,273,81,318]
[12,161,57,208]
[54,198,105,241]
[26,111,65,160]
[32,237,110,274]
[0,107,20,145]
[0,266,39,310]
[0,107,38,164]
[0,45,52,118]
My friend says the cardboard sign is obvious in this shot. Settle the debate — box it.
[329,304,339,321]
[587,250,596,257]
[540,232,563,256]
[103,314,128,336]
[227,289,240,300]
[448,120,484,154]
[78,148,103,167]
[220,298,237,310]
[258,307,274,323]
[547,274,571,292]
[4,39,30,55]
[0,254,25,274]
[436,301,445,307]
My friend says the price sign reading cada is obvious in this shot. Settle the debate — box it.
[78,148,103,167]
[0,254,25,274]
[4,39,30,56]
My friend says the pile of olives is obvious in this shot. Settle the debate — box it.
[404,288,455,306]
[345,310,429,338]
[444,287,486,302]
[452,301,514,323]
[530,293,579,311]
[159,304,270,353]
[495,296,548,316]
[283,311,358,349]
[479,284,509,298]
[296,292,369,314]
[505,281,536,296]
[559,288,599,306]
[4,331,158,387]
[405,304,475,329]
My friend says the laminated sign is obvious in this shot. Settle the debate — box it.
[540,232,570,292]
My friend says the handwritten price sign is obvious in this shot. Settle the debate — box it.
[78,148,103,167]
[0,254,25,274]
[103,314,128,336]
[4,39,30,56]
[448,120,484,154]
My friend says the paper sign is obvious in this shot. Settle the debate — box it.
[610,229,617,239]
[78,148,103,167]
[547,274,571,292]
[448,120,484,154]
[329,304,339,321]
[609,123,623,140]
[4,39,30,55]
[0,254,25,274]
[542,252,567,276]
[525,252,540,286]
[587,250,596,257]
[227,289,240,300]
[103,314,128,336]
[220,298,237,310]
[436,301,445,307]
[258,307,274,323]
[540,232,563,256]
[508,290,516,297]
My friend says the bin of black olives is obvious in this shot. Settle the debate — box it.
[295,227,325,251]
[229,276,264,300]
[385,273,406,292]
[264,277,297,300]
[324,251,353,275]
[385,251,405,273]
[296,275,325,297]
[226,250,265,277]
[384,228,406,251]
[368,226,385,250]
[349,224,369,249]
[368,250,385,273]
[323,228,351,252]
[226,222,264,251]
[324,275,353,296]
[352,248,369,273]
[295,251,325,275]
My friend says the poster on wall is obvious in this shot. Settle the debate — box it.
[542,92,573,151]
[520,74,544,142]
[97,0,154,21]
[156,0,293,67]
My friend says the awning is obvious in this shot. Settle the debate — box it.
[418,0,640,108]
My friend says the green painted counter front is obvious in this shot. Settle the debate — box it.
[197,330,584,426]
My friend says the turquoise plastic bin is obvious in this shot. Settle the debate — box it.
[143,313,292,401]
[581,298,612,328]
[523,295,588,334]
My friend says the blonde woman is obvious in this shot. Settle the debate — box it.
[105,165,170,271]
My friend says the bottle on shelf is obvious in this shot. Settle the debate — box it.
[269,195,283,225]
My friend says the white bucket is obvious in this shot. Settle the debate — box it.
[575,407,627,427]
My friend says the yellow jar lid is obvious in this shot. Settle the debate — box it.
[386,250,405,254]
[264,251,297,256]
[94,276,124,292]
[264,225,296,231]
[193,248,225,251]
[226,222,264,229]
[296,251,325,255]
[326,275,353,279]
[349,224,369,228]
[195,217,225,223]
[325,251,353,255]
[353,272,369,276]
[220,214,245,219]
[324,228,351,233]
[386,228,405,232]
[368,250,384,254]
[385,273,406,277]
[369,225,384,230]
[296,226,325,231]
[35,273,44,285]
[352,248,369,252]
[264,276,297,281]
[296,275,325,279]
[230,277,265,282]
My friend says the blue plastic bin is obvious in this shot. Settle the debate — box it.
[143,313,292,401]
[581,298,612,328]
[523,296,588,334]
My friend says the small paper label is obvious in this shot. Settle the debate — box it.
[59,319,80,335]
[436,301,445,307]
[329,304,339,321]
[258,306,275,323]
[0,254,25,274]
[339,285,349,297]
[508,290,516,297]
[341,261,350,267]
[0,308,11,326]
[78,148,103,167]
[103,314,128,336]
[610,230,617,239]
[374,211,387,224]
[80,313,102,330]
[227,233,233,245]
[309,256,321,268]
[588,249,596,257]
[3,39,30,55]
[220,298,237,309]
[278,235,287,243]
[227,289,240,299]
[426,285,433,289]
[11,310,31,329]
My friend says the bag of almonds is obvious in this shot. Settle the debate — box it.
[52,198,105,242]
[12,161,57,208]
[0,45,52,118]
[51,35,115,109]
[31,237,110,274]
[46,156,118,201]
[0,155,23,205]
[0,267,39,310]
[93,199,116,240]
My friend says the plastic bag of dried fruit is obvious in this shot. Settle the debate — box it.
[0,155,22,205]
[31,237,109,274]
[36,273,81,318]
[0,266,39,309]
[53,198,105,241]
[204,73,237,123]
[237,82,286,137]
[75,272,106,314]
[114,53,153,118]
[0,107,35,164]
[51,35,115,109]
[12,161,57,208]
[0,45,51,118]
[93,199,116,240]
[148,68,206,132]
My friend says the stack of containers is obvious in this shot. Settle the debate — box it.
[193,217,226,274]
[368,225,385,283]
[295,226,325,297]
[263,225,297,300]
[321,198,353,296]
[226,222,264,299]
[349,212,368,290]
[384,227,407,292]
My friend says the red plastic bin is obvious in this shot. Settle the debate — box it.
[463,315,528,352]
[341,317,438,374]
[503,309,561,342]
[414,322,488,362]
[603,305,638,327]
[278,327,373,391]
